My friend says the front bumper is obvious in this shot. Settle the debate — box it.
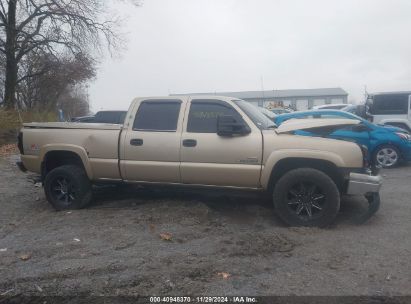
[347,172,382,195]
[347,172,382,223]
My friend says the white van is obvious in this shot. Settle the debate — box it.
[367,92,411,132]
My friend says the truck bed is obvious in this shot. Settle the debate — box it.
[24,122,122,130]
[21,122,122,180]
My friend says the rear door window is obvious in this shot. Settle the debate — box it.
[133,100,181,131]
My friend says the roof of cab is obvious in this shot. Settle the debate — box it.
[132,95,239,101]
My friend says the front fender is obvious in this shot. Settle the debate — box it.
[260,149,346,189]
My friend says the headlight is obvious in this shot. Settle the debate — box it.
[395,132,411,141]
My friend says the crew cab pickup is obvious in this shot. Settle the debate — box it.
[17,96,382,227]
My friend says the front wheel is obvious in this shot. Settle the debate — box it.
[44,165,92,210]
[273,168,340,227]
[373,145,400,168]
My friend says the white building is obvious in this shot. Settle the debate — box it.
[173,88,348,111]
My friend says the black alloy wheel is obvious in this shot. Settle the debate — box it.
[50,176,78,207]
[44,165,92,210]
[286,181,326,220]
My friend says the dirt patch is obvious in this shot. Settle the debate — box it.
[0,144,18,156]
[0,155,411,296]
[219,232,296,257]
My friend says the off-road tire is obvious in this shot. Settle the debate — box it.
[44,165,92,210]
[273,168,340,227]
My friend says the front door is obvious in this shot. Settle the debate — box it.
[121,98,185,183]
[180,99,263,188]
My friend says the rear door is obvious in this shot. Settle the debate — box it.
[120,98,186,183]
[180,98,262,188]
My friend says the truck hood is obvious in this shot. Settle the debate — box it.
[276,118,360,134]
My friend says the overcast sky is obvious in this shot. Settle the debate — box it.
[88,0,411,111]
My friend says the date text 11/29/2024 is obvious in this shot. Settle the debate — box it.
[149,296,258,303]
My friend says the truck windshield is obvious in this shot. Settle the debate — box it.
[233,99,277,130]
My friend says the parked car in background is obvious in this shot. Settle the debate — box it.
[258,107,277,120]
[71,115,95,123]
[366,91,411,132]
[275,110,411,168]
[341,104,358,114]
[312,103,352,110]
[341,104,372,121]
[71,111,127,124]
[270,108,294,115]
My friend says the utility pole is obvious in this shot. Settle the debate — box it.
[260,75,265,107]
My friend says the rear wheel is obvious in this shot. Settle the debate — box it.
[273,168,340,227]
[373,145,400,168]
[44,165,92,210]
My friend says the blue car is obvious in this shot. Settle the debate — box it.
[274,110,411,168]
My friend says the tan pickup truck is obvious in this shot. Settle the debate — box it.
[17,96,382,227]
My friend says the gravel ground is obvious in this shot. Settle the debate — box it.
[0,154,410,297]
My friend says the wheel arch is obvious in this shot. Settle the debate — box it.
[40,145,93,181]
[265,157,345,193]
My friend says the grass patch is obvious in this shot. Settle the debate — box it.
[0,110,57,129]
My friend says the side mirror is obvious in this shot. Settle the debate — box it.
[217,115,251,137]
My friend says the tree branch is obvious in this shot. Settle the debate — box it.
[17,1,54,31]
[0,1,7,24]
[17,69,48,84]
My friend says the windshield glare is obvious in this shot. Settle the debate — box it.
[233,99,276,130]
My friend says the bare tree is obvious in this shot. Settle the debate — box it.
[0,0,138,109]
[57,84,90,118]
[16,51,96,110]
[0,51,5,100]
